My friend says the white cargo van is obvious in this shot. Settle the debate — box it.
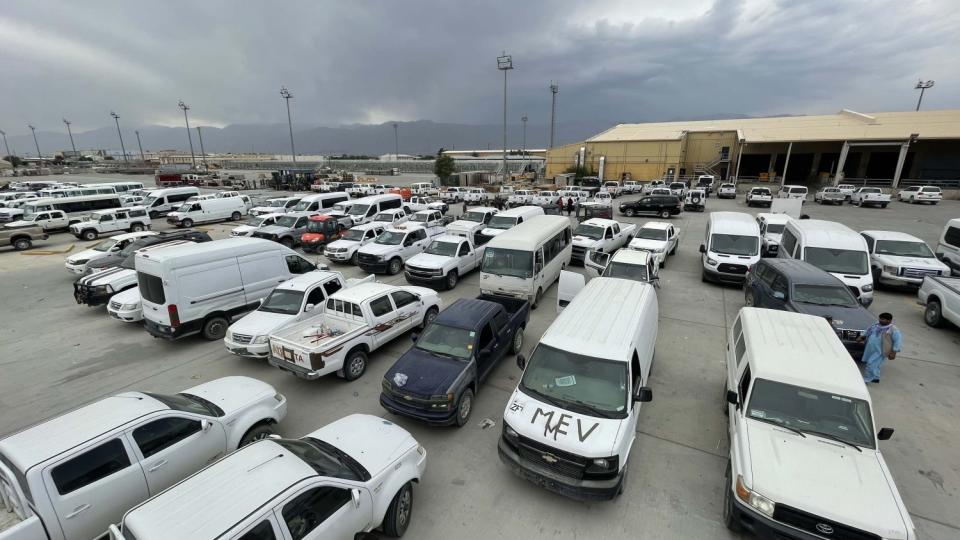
[345,193,404,225]
[777,220,874,306]
[166,197,247,228]
[137,238,318,340]
[478,205,544,242]
[289,192,350,213]
[480,215,572,308]
[142,187,199,217]
[700,212,761,284]
[499,277,655,501]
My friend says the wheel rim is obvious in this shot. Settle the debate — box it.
[514,330,523,351]
[391,259,401,274]
[459,394,472,420]
[448,273,457,288]
[626,209,634,217]
[209,320,226,337]
[745,292,754,306]
[15,240,28,249]
[926,305,939,324]
[349,355,364,377]
[426,310,437,325]
[397,487,412,527]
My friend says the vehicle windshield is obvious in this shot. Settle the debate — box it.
[21,213,40,221]
[144,196,159,207]
[143,392,223,417]
[603,261,649,282]
[425,240,459,257]
[373,212,395,222]
[861,188,880,194]
[804,247,869,275]
[875,240,934,258]
[306,220,333,233]
[464,210,488,222]
[292,200,311,211]
[573,224,605,240]
[710,234,759,256]
[375,230,405,245]
[670,183,684,189]
[765,224,785,234]
[246,216,266,227]
[792,284,857,306]
[747,379,875,449]
[332,203,351,212]
[636,228,667,241]
[342,229,366,241]
[275,215,300,228]
[519,344,628,419]
[481,247,532,278]
[415,323,474,359]
[411,213,431,222]
[259,288,305,315]
[93,239,118,252]
[923,187,941,193]
[176,203,192,212]
[277,438,365,481]
[823,188,839,193]
[269,199,287,207]
[487,215,518,230]
[348,203,371,216]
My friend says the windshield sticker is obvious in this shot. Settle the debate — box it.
[831,395,852,403]
[555,375,576,387]
[797,391,818,400]
[750,409,766,419]
[531,408,600,443]
[469,331,476,337]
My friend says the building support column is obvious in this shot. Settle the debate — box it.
[780,142,793,188]
[833,141,850,186]
[892,140,911,188]
[809,152,821,180]
[733,141,745,183]
[856,151,870,178]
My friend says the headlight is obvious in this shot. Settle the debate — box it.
[504,423,518,439]
[736,475,775,517]
[122,303,139,310]
[707,257,718,266]
[375,255,385,262]
[71,259,88,265]
[428,393,454,409]
[274,392,284,402]
[882,265,898,275]
[253,335,269,344]
[585,455,619,478]
[862,284,874,292]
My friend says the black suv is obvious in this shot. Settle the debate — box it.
[618,195,682,218]
[744,258,873,358]
[83,230,213,274]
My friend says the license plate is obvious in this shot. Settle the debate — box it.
[229,347,249,355]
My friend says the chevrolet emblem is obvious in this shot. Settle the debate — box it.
[542,453,559,464]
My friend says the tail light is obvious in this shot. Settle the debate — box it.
[168,304,181,328]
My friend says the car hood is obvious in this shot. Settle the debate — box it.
[876,255,948,270]
[309,414,417,477]
[406,253,454,269]
[232,225,256,233]
[504,388,626,457]
[791,302,875,330]
[480,228,507,237]
[229,309,294,337]
[327,239,361,250]
[67,248,102,263]
[385,347,467,396]
[181,376,276,416]
[255,225,290,235]
[78,267,135,287]
[85,255,123,270]
[628,238,667,251]
[447,219,483,231]
[110,286,140,303]
[745,421,910,539]
[4,220,34,228]
[572,236,601,247]
[359,242,399,256]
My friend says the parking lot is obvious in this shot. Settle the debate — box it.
[1,180,958,539]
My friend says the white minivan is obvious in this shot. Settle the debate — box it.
[478,205,544,242]
[480,215,572,308]
[142,187,199,217]
[778,184,808,201]
[345,193,404,225]
[137,238,318,340]
[289,191,350,213]
[778,220,874,306]
[166,197,247,228]
[499,277,655,500]
[700,212,761,284]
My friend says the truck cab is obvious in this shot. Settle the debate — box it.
[404,233,485,289]
[357,225,437,275]
[370,208,410,229]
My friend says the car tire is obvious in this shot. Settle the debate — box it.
[343,349,368,381]
[701,270,709,283]
[350,251,359,265]
[239,424,275,447]
[625,208,635,217]
[445,270,459,290]
[744,290,756,307]
[182,218,194,228]
[881,203,888,208]
[660,258,666,269]
[455,388,474,427]
[659,210,671,219]
[12,237,31,251]
[531,287,542,310]
[421,306,438,329]
[280,237,294,248]
[231,211,242,221]
[723,462,743,532]
[511,326,524,354]
[388,257,403,275]
[381,482,413,537]
[201,315,229,340]
[130,223,144,232]
[79,229,97,241]
[925,300,945,328]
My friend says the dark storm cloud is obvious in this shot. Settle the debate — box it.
[0,0,956,136]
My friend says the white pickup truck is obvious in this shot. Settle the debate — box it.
[570,218,636,264]
[404,232,485,289]
[507,190,534,207]
[356,223,445,275]
[440,187,465,202]
[407,195,448,213]
[917,276,960,329]
[323,223,385,265]
[268,282,441,381]
[850,187,891,208]
[4,210,72,232]
[463,187,490,204]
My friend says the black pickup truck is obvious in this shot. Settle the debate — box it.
[380,295,529,426]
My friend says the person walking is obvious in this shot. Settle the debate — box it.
[566,197,574,216]
[556,197,564,214]
[857,312,902,384]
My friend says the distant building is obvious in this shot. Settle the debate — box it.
[378,153,418,161]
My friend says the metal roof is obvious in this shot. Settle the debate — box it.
[588,109,960,143]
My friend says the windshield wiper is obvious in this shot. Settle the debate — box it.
[561,396,619,419]
[520,384,567,409]
[802,429,862,452]
[755,417,806,438]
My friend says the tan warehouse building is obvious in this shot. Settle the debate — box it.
[546,109,960,187]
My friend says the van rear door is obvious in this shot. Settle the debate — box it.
[238,251,288,305]
[557,271,585,313]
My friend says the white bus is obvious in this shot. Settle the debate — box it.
[88,181,145,193]
[21,194,126,223]
[37,186,115,198]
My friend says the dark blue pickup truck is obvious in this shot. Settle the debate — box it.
[380,294,529,426]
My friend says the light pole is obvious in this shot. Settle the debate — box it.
[549,82,558,149]
[63,118,77,155]
[497,52,513,183]
[393,122,399,162]
[196,127,208,169]
[110,111,128,163]
[135,130,145,161]
[178,100,197,169]
[521,115,527,157]
[28,125,41,164]
[280,87,296,165]
[0,130,13,169]
[914,79,935,111]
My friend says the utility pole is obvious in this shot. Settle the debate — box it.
[63,119,77,155]
[549,82,558,149]
[28,125,41,164]
[521,115,527,157]
[280,87,296,165]
[110,111,128,163]
[0,130,12,168]
[178,100,197,169]
[497,52,513,183]
[393,122,399,162]
[196,127,208,169]
[914,79,935,111]
[135,130,145,161]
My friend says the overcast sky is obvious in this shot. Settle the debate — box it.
[1,0,957,136]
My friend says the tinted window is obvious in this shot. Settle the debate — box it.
[370,295,393,317]
[286,255,314,274]
[780,229,798,257]
[322,279,342,297]
[51,439,131,495]
[138,272,165,304]
[732,316,742,341]
[391,290,418,308]
[771,275,788,295]
[133,417,201,458]
[457,242,470,256]
[305,287,326,306]
[130,209,147,218]
[238,520,277,540]
[943,226,960,248]
[759,267,777,287]
[861,234,875,252]
[738,366,752,402]
[282,487,351,540]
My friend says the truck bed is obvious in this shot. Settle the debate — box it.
[270,315,367,355]
[477,294,530,326]
[924,275,960,295]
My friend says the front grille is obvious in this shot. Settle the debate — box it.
[252,232,275,240]
[901,267,939,279]
[109,300,122,310]
[773,504,880,540]
[766,245,779,254]
[836,329,860,341]
[847,286,861,299]
[405,265,440,277]
[383,382,433,404]
[514,434,587,480]
[357,253,379,265]
[231,333,253,344]
[717,263,748,274]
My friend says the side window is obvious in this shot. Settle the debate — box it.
[771,274,788,295]
[492,310,507,332]
[945,226,960,248]
[458,242,470,256]
[391,290,418,308]
[305,287,326,307]
[861,234,875,252]
[780,229,797,257]
[477,324,495,350]
[732,316,742,341]
[370,295,394,317]
[100,214,114,222]
[295,218,307,228]
[752,263,768,282]
[383,198,401,210]
[282,487,352,540]
[133,417,202,458]
[286,255,314,274]
[534,249,544,271]
[735,334,747,366]
[738,366,752,402]
[604,228,613,239]
[759,267,777,287]
[130,209,146,218]
[50,439,131,495]
[612,223,620,235]
[322,279,342,297]
[364,229,375,240]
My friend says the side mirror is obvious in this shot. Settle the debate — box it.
[304,303,315,312]
[516,354,526,370]
[351,488,362,508]
[877,427,894,441]
[411,333,419,342]
[634,386,653,403]
[699,244,706,254]
[200,419,212,432]
[652,277,661,289]
[726,390,739,406]
[772,291,785,300]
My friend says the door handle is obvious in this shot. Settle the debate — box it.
[65,504,91,519]
[148,459,169,472]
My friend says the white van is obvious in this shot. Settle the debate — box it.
[142,187,200,217]
[137,238,318,340]
[480,215,572,308]
[344,193,404,225]
[479,205,544,242]
[166,197,247,228]
[700,212,761,284]
[289,191,350,213]
[935,218,960,276]
[499,277,656,500]
[778,184,808,201]
[778,220,874,306]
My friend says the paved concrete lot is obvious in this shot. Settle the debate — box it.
[1,181,958,539]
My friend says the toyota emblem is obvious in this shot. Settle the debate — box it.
[815,523,834,535]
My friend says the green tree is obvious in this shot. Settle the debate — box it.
[434,152,456,179]
[2,155,24,167]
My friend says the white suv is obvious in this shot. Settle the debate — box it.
[70,207,152,240]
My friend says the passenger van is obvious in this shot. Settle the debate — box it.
[137,238,318,340]
[289,192,349,214]
[89,181,144,193]
[479,205,544,242]
[19,194,125,223]
[778,219,874,306]
[344,193,403,225]
[166,197,247,228]
[499,277,656,500]
[935,218,960,275]
[778,184,808,201]
[143,187,200,217]
[480,215,572,308]
[700,212,761,284]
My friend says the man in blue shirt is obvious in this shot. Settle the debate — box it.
[857,312,902,384]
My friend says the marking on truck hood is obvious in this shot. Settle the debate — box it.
[393,373,408,387]
[531,407,599,443]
